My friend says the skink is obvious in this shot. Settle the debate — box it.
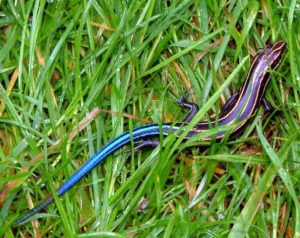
[16,40,286,224]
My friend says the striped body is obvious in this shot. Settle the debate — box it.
[185,41,286,139]
[16,41,286,224]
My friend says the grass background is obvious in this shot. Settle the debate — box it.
[0,0,300,237]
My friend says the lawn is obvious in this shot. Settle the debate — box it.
[0,0,300,237]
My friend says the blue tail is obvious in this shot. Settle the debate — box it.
[16,123,171,224]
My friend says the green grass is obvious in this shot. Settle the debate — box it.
[0,0,300,237]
